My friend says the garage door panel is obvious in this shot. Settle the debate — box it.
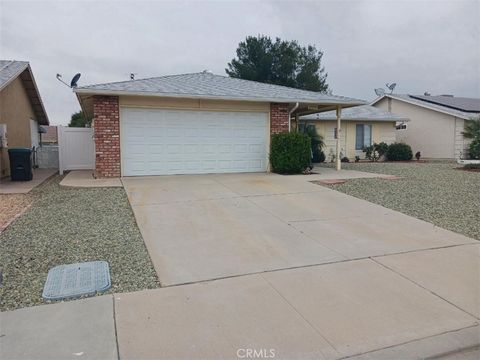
[121,108,268,176]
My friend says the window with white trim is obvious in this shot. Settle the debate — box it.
[355,124,372,150]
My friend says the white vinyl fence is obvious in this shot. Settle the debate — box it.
[58,126,94,175]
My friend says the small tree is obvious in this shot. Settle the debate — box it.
[462,117,480,140]
[68,111,90,127]
[462,117,480,159]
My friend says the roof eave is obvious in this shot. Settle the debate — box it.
[0,62,29,92]
[74,88,366,107]
[24,65,49,125]
[300,117,410,122]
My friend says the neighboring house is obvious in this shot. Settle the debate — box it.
[372,94,480,159]
[300,105,408,160]
[0,60,49,178]
[41,125,58,144]
[74,71,364,177]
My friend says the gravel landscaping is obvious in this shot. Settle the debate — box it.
[0,194,33,232]
[0,175,159,311]
[317,162,480,240]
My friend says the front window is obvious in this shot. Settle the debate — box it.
[356,124,372,150]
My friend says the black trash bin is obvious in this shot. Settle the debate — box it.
[8,148,33,181]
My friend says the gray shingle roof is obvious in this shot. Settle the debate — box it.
[75,72,364,105]
[0,60,29,90]
[300,105,408,122]
[371,94,480,120]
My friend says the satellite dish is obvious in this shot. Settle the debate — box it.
[56,73,81,88]
[374,88,385,97]
[70,73,81,88]
[385,83,397,94]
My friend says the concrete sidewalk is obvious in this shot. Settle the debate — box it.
[2,244,478,360]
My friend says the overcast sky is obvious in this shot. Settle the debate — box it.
[1,0,479,125]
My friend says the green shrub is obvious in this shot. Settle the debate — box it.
[270,132,311,174]
[376,142,390,156]
[468,139,480,159]
[316,150,326,163]
[363,142,389,162]
[386,142,413,161]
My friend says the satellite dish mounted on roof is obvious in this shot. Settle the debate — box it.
[70,73,81,87]
[385,83,397,94]
[56,73,81,88]
[374,88,386,97]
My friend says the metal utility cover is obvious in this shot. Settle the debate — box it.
[42,261,111,301]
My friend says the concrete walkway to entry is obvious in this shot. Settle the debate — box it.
[60,170,122,187]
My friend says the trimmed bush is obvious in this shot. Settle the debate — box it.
[270,132,311,174]
[386,143,413,161]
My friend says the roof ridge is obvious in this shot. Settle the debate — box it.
[78,72,211,89]
[79,71,353,99]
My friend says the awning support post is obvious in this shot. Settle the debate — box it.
[336,105,342,171]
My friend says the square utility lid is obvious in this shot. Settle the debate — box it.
[42,261,111,301]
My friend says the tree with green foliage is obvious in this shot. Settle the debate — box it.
[68,111,91,127]
[463,117,480,159]
[226,35,329,92]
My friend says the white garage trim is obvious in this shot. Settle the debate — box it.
[120,107,269,176]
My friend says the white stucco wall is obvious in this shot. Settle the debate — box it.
[374,97,458,159]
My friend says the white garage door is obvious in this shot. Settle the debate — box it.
[120,108,268,176]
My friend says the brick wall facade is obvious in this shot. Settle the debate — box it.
[92,95,120,177]
[270,103,289,135]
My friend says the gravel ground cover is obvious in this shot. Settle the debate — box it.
[317,162,480,240]
[0,175,159,311]
[0,194,33,232]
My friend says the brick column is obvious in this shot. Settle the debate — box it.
[92,95,120,177]
[270,103,289,135]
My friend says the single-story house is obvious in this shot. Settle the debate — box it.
[371,94,480,159]
[40,125,58,144]
[0,60,49,178]
[299,105,409,160]
[74,71,364,177]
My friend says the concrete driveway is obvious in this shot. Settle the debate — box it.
[2,170,478,359]
[122,172,474,286]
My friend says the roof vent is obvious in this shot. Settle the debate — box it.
[202,69,213,74]
[424,92,430,96]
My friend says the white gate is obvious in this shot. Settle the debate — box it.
[58,126,94,175]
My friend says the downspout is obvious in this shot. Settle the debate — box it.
[336,105,342,171]
[289,102,299,132]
